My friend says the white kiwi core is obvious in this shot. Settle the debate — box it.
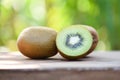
[69,36,80,45]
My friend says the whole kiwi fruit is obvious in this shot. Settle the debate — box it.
[56,25,98,60]
[17,26,58,59]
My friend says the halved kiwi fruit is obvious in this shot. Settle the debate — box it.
[17,26,58,59]
[56,25,98,60]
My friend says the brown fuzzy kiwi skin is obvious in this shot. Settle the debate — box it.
[58,50,87,60]
[84,25,99,54]
[17,26,58,59]
[57,25,98,60]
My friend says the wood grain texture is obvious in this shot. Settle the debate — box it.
[0,51,120,80]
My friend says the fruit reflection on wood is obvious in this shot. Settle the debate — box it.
[17,25,98,60]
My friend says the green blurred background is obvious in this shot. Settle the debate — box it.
[0,0,120,51]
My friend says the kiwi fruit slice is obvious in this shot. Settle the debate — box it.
[56,25,98,60]
[17,26,58,59]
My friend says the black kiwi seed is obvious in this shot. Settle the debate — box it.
[65,33,84,49]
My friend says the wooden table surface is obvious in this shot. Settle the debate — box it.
[0,51,120,80]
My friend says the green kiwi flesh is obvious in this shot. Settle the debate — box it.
[56,25,98,60]
[83,25,99,53]
[17,26,58,59]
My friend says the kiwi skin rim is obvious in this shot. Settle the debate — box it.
[58,25,99,60]
[17,27,58,59]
